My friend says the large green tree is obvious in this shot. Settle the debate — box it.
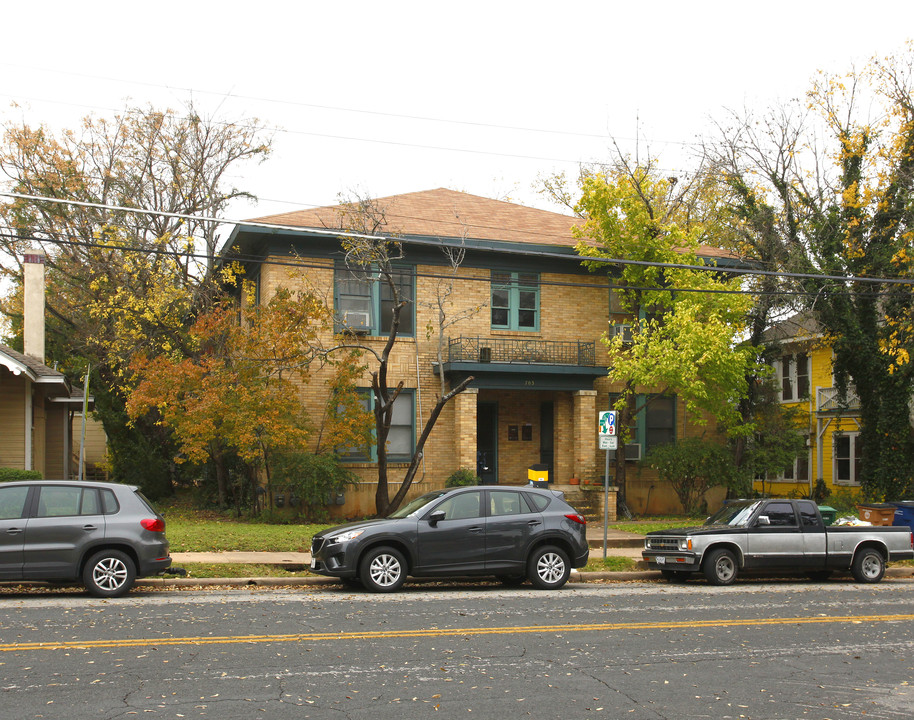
[570,159,761,499]
[713,45,914,500]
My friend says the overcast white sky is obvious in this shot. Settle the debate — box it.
[2,1,912,231]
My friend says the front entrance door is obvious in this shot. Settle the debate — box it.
[540,401,554,482]
[477,402,498,484]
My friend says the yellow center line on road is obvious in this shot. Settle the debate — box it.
[3,613,913,652]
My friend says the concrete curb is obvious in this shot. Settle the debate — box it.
[133,565,914,589]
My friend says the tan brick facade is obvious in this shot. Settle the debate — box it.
[229,190,726,517]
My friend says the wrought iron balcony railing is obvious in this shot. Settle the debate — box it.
[817,386,861,412]
[447,336,599,366]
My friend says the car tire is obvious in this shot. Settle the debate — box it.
[527,545,570,590]
[851,547,885,583]
[83,550,136,598]
[702,548,738,586]
[359,546,406,593]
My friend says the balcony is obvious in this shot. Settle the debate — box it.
[817,387,861,413]
[440,336,608,391]
[448,336,599,366]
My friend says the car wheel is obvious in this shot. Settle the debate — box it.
[702,548,738,586]
[497,574,526,586]
[527,545,570,590]
[359,546,406,593]
[83,550,136,598]
[851,548,885,583]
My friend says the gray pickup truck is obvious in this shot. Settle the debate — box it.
[643,498,914,585]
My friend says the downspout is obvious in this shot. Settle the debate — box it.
[78,364,90,482]
[415,338,425,481]
[24,379,33,471]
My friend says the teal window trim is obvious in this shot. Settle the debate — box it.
[341,389,416,463]
[608,392,676,455]
[334,262,415,337]
[491,271,539,331]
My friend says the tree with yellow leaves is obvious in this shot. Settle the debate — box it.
[713,44,914,500]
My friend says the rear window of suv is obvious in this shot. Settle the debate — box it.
[524,493,550,512]
[36,486,120,517]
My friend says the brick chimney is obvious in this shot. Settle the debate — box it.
[23,248,46,362]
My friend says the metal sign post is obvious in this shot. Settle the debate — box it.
[598,411,617,559]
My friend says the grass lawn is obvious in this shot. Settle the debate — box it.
[611,517,695,535]
[164,518,330,553]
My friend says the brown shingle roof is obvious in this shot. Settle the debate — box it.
[248,188,584,247]
[0,343,65,380]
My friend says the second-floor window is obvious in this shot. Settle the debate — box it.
[777,352,810,401]
[491,271,539,331]
[335,262,414,336]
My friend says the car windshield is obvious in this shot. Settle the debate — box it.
[386,490,449,519]
[704,501,762,528]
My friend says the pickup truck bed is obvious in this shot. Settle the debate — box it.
[643,498,914,585]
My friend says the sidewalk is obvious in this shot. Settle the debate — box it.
[168,527,648,568]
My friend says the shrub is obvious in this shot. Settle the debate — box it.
[269,451,359,522]
[646,438,735,516]
[445,468,480,487]
[0,468,42,483]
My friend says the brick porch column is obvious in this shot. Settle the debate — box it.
[573,390,597,483]
[453,387,478,474]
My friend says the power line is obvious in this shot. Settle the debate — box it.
[2,223,912,299]
[3,190,913,289]
[0,61,701,147]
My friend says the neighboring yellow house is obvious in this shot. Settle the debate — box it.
[756,314,863,499]
[0,343,88,478]
[1,250,94,480]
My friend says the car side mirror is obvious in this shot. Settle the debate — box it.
[428,510,446,526]
[757,515,770,526]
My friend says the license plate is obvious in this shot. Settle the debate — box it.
[655,556,666,565]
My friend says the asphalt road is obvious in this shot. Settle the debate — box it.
[1,578,913,720]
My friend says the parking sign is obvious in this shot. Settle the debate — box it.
[598,410,616,436]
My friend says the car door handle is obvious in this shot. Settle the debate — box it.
[82,524,99,532]
[527,520,542,527]
[5,527,23,535]
[468,526,483,534]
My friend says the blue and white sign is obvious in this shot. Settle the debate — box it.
[598,410,617,436]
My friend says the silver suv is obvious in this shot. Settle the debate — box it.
[0,480,171,597]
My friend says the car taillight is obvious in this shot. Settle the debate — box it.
[141,518,165,532]
[565,513,587,525]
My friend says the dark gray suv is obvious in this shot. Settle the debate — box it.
[310,485,589,592]
[0,480,171,597]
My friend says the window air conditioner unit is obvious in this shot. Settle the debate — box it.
[612,324,634,344]
[344,311,371,334]
[624,442,642,461]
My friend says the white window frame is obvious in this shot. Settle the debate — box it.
[777,352,810,402]
[833,431,861,486]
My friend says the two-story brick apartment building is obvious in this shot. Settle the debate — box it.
[222,189,731,516]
